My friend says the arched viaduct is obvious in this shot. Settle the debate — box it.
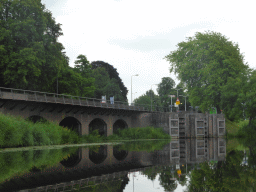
[0,88,154,136]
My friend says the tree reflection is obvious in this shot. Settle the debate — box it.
[187,149,256,192]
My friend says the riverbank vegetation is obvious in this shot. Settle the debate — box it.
[0,113,171,148]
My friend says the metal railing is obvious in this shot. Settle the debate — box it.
[0,87,179,112]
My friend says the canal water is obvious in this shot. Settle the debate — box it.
[1,138,255,192]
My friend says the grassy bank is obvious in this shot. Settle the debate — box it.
[225,119,249,138]
[0,113,80,148]
[0,113,171,148]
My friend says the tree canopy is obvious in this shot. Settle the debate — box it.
[91,61,128,101]
[0,0,96,97]
[165,31,248,113]
[0,0,67,91]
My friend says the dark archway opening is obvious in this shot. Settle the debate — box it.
[26,115,47,123]
[89,145,107,164]
[113,146,128,161]
[59,117,81,135]
[113,119,128,134]
[89,118,107,136]
[60,148,82,168]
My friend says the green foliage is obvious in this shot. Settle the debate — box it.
[104,78,123,101]
[0,147,78,186]
[0,0,67,91]
[91,61,128,101]
[221,69,256,126]
[115,140,170,152]
[108,127,171,140]
[91,67,110,98]
[0,0,96,98]
[134,90,159,111]
[165,31,248,113]
[0,113,80,148]
[58,66,95,97]
[187,149,256,192]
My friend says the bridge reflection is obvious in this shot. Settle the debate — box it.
[1,138,226,191]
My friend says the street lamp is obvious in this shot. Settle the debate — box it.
[179,95,187,111]
[151,84,158,111]
[131,74,139,105]
[168,95,175,112]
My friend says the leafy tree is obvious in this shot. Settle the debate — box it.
[0,0,67,91]
[165,31,248,113]
[221,69,256,126]
[74,54,91,76]
[73,54,95,97]
[91,67,110,98]
[134,90,161,111]
[57,67,95,97]
[91,61,128,101]
[104,78,123,101]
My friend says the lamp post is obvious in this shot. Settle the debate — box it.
[131,74,139,105]
[168,95,175,112]
[179,95,187,111]
[151,84,158,111]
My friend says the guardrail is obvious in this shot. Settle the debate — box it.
[0,87,183,112]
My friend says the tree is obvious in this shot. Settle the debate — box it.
[157,77,176,111]
[0,0,67,91]
[91,61,128,101]
[91,67,110,99]
[221,69,256,126]
[134,90,161,111]
[165,31,248,113]
[73,54,95,97]
[74,54,91,76]
[57,67,95,97]
[104,79,124,101]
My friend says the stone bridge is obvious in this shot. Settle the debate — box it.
[0,87,226,137]
[0,87,155,136]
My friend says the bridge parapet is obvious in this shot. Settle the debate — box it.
[0,87,147,111]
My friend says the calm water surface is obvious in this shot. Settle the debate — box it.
[1,138,256,192]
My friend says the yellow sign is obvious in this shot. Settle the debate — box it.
[176,98,180,105]
[177,169,181,175]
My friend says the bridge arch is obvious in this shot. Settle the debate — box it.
[113,119,128,134]
[59,117,81,135]
[26,115,47,123]
[89,118,107,136]
[89,145,107,164]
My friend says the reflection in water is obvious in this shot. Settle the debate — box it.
[60,148,82,167]
[89,145,107,164]
[113,146,128,161]
[3,138,256,192]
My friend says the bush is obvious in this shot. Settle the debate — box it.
[0,113,80,148]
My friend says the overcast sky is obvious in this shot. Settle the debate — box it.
[42,0,256,104]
